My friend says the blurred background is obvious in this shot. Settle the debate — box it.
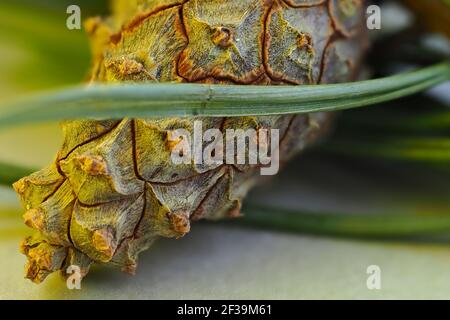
[0,0,449,299]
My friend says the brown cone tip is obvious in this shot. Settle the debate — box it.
[169,211,191,237]
[21,238,67,284]
[92,228,117,262]
[23,208,45,231]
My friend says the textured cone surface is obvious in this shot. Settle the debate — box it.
[15,0,368,283]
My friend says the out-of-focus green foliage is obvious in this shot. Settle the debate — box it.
[0,0,108,97]
[234,204,450,238]
[0,161,33,187]
[320,94,450,174]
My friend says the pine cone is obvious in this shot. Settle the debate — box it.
[14,0,367,283]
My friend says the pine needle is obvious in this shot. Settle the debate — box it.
[0,62,448,129]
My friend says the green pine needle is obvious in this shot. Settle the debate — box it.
[0,161,34,187]
[0,62,448,129]
[231,204,450,238]
[323,136,450,163]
